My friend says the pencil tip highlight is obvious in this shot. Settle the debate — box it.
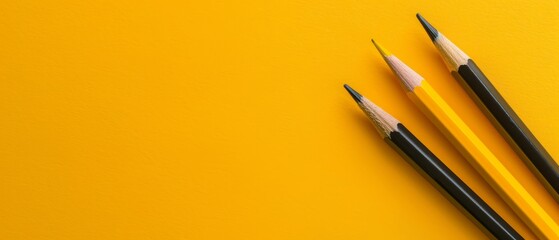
[416,13,439,41]
[371,39,392,57]
[344,84,363,103]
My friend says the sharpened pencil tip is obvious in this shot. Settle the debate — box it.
[371,39,392,57]
[344,84,363,103]
[416,13,439,41]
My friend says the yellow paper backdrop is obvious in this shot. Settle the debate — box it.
[1,0,558,239]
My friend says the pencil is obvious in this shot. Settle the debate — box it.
[343,84,522,239]
[370,40,559,239]
[416,13,559,203]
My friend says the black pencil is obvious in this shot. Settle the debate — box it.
[343,84,522,239]
[416,13,559,202]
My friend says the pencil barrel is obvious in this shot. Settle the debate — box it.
[388,124,522,240]
[454,60,559,202]
[410,82,559,239]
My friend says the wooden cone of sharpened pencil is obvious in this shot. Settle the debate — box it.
[370,40,559,239]
[416,14,559,204]
[343,84,522,239]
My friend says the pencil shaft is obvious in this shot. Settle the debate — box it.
[454,59,559,201]
[410,81,559,239]
[388,124,522,240]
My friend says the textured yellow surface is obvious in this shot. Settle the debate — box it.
[1,1,558,239]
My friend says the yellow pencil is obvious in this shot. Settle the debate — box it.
[371,40,559,239]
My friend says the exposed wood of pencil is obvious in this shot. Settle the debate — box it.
[371,41,559,239]
[416,13,559,203]
[344,84,522,240]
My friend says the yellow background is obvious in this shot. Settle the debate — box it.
[1,0,558,239]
